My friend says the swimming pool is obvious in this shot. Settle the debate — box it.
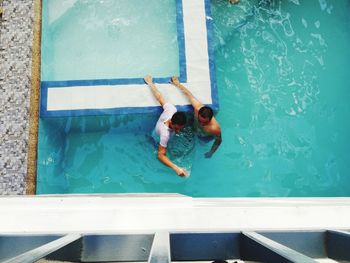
[37,0,350,197]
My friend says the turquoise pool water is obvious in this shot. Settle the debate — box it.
[37,0,350,196]
[41,0,179,81]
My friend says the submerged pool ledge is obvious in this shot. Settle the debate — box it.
[40,0,218,117]
[0,195,349,233]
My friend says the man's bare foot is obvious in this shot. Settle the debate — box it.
[229,0,239,4]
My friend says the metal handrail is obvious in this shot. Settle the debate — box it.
[0,230,349,262]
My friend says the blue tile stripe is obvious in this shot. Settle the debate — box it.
[40,82,49,117]
[176,0,187,83]
[204,0,219,111]
[40,0,218,117]
[42,105,164,118]
[42,77,170,88]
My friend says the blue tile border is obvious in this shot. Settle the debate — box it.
[40,0,218,117]
[204,0,219,112]
[43,106,195,118]
[40,82,48,117]
[42,77,169,88]
[176,0,187,83]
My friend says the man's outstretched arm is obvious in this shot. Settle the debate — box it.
[205,134,222,158]
[158,145,188,177]
[171,76,203,111]
[144,75,166,106]
[204,125,222,158]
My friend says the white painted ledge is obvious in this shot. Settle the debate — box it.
[0,195,349,234]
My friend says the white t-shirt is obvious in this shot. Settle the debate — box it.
[154,103,177,148]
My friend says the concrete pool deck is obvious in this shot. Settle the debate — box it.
[1,195,350,233]
[1,195,350,262]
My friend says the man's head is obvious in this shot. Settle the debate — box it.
[170,112,187,133]
[198,106,213,125]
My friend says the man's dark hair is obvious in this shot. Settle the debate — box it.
[198,106,213,120]
[171,111,187,126]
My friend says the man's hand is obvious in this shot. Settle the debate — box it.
[174,166,188,177]
[144,75,153,85]
[171,76,180,86]
[205,152,213,158]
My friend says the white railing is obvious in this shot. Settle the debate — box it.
[0,195,349,262]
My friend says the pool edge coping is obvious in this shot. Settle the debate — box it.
[1,195,350,233]
[26,0,42,195]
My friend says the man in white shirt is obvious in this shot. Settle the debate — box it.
[144,75,188,177]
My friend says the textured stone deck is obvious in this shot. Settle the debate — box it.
[0,0,36,194]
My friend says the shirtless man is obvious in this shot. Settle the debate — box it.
[144,75,188,177]
[171,76,222,158]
